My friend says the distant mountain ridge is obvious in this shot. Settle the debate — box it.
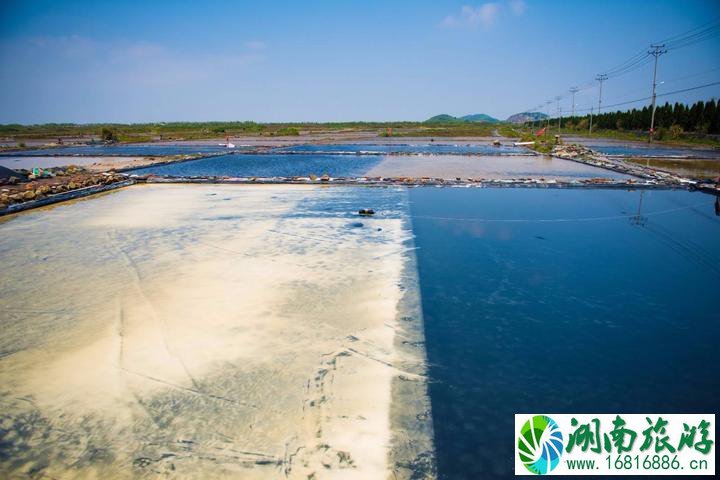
[506,112,548,124]
[425,113,499,123]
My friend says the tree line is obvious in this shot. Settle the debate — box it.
[534,99,720,138]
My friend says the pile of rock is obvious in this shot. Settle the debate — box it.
[551,143,651,179]
[0,172,127,210]
[551,144,596,160]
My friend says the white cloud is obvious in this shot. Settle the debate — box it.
[441,3,501,29]
[509,0,526,15]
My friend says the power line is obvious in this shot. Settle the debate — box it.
[661,18,720,51]
[571,67,720,110]
[558,80,720,115]
[523,18,720,125]
[657,16,720,44]
[569,87,580,117]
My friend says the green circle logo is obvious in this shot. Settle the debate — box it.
[518,415,564,475]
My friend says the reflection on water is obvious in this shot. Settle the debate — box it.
[592,145,720,159]
[409,187,720,479]
[366,154,632,180]
[275,143,529,155]
[129,153,384,177]
[625,157,720,179]
[130,152,632,180]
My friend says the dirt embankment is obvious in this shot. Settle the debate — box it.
[1,167,127,209]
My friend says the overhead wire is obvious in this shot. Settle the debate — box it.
[556,81,720,115]
[523,18,720,118]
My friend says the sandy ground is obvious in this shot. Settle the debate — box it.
[366,154,633,180]
[0,184,433,479]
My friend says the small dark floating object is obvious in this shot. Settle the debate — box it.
[358,209,375,216]
[349,222,364,228]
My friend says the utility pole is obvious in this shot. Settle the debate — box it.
[555,96,562,134]
[590,75,607,135]
[648,44,667,143]
[589,106,594,134]
[569,86,579,118]
[596,73,608,120]
[545,100,552,135]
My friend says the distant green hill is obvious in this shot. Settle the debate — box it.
[425,113,499,123]
[459,114,499,123]
[425,114,460,123]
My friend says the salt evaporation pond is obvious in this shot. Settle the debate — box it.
[0,184,432,479]
[274,143,529,155]
[2,182,718,479]
[590,144,720,159]
[130,152,630,180]
[409,187,720,479]
[0,155,147,170]
[129,153,384,177]
[0,144,249,157]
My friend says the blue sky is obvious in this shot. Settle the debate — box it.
[1,0,719,123]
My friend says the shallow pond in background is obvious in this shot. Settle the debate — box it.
[591,144,720,159]
[0,156,146,170]
[626,157,720,179]
[409,187,720,479]
[275,143,530,155]
[129,153,384,177]
[130,152,632,180]
[366,154,632,180]
[0,144,249,157]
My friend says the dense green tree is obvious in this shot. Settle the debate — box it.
[539,98,720,135]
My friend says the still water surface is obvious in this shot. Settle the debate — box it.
[129,153,383,177]
[130,152,629,180]
[591,145,720,159]
[0,144,246,157]
[409,187,720,479]
[274,143,529,155]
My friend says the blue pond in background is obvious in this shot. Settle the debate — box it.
[128,153,383,177]
[0,144,246,157]
[591,145,720,159]
[409,187,720,479]
[275,143,530,155]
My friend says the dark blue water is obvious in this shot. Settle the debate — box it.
[409,187,720,479]
[275,143,530,155]
[0,144,247,157]
[128,153,383,177]
[592,145,720,159]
